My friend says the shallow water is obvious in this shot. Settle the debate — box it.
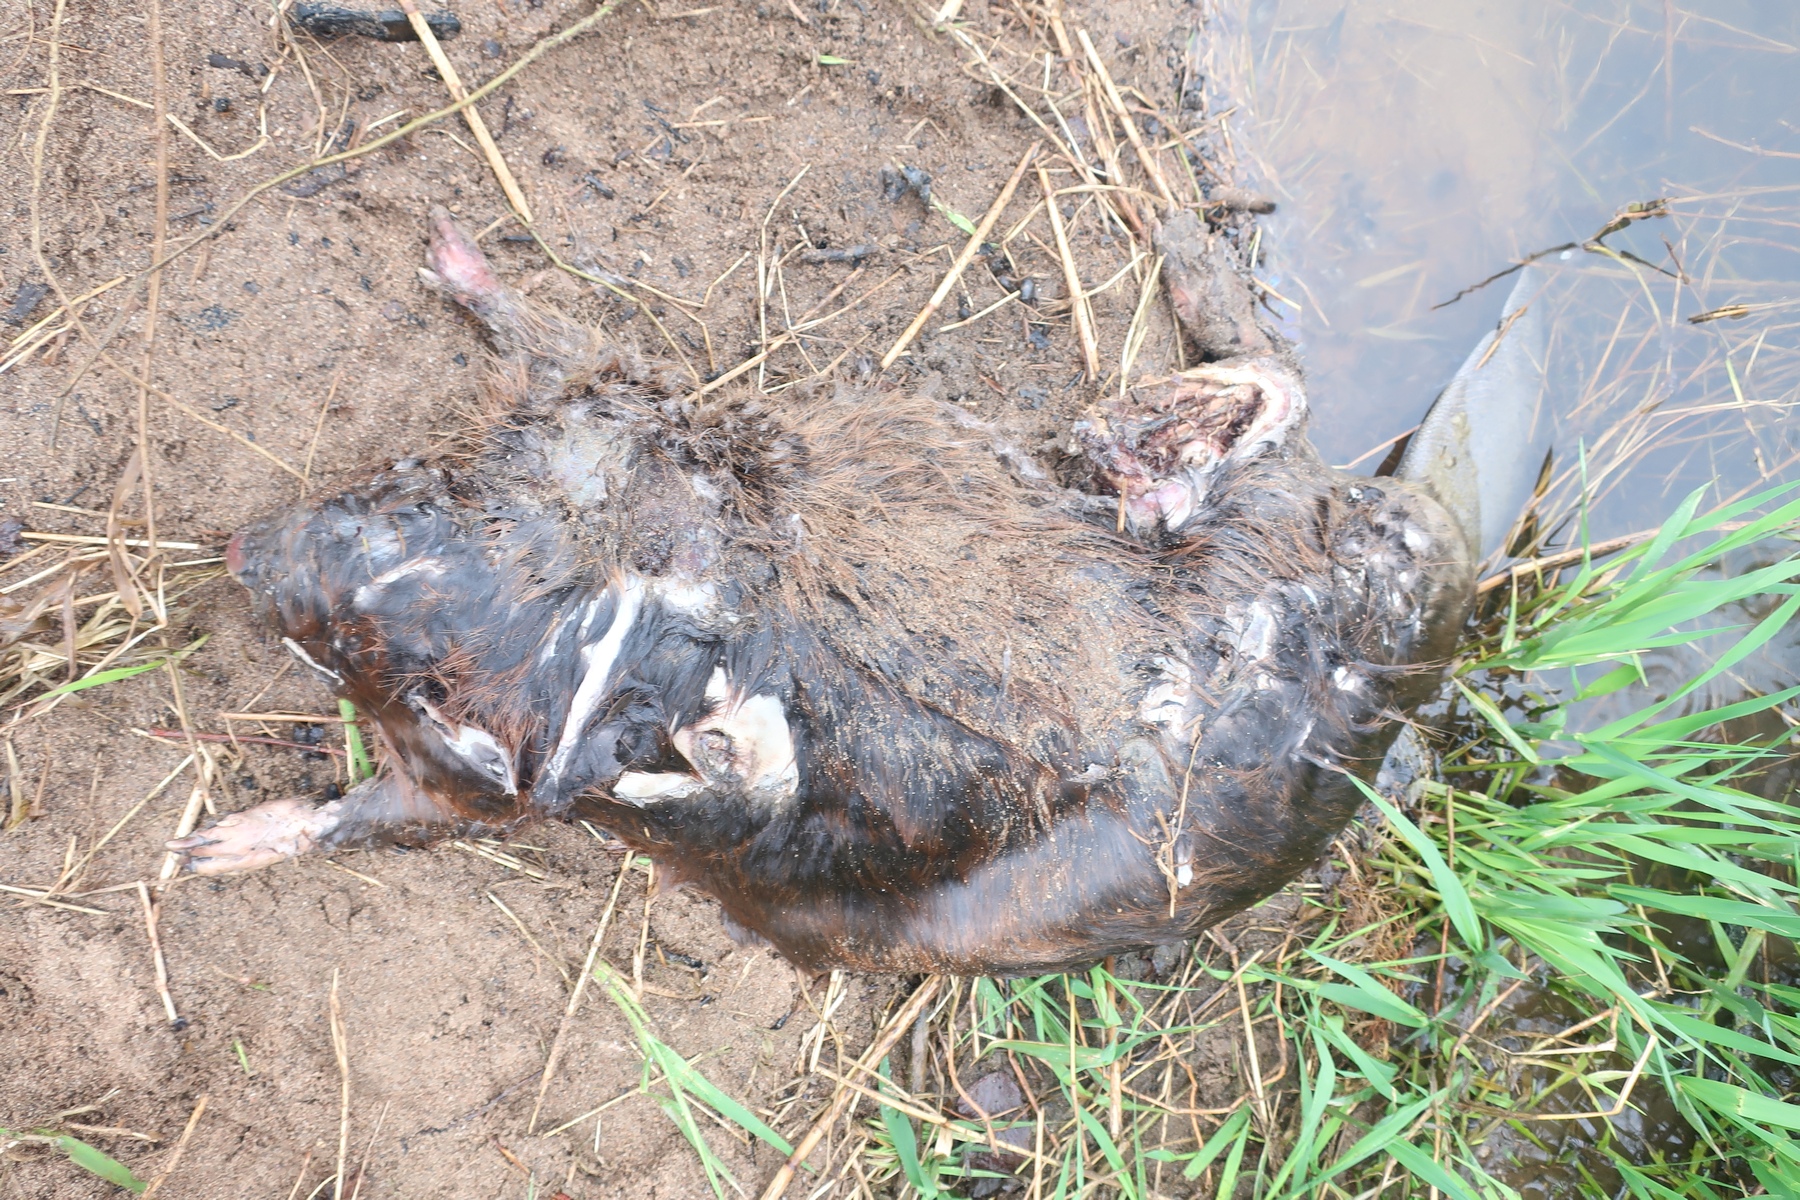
[1213,4,1800,1192]
[1218,0,1800,540]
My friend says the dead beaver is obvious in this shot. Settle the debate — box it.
[169,205,1542,974]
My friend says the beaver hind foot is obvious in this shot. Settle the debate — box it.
[167,795,343,875]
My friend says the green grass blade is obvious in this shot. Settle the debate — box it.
[1072,1104,1135,1198]
[1678,1076,1800,1133]
[1608,886,1800,938]
[1358,781,1484,952]
[35,659,167,700]
[59,1134,147,1194]
[0,1130,147,1194]
[339,698,373,781]
[876,1057,937,1199]
[1180,1107,1251,1181]
[1293,1091,1436,1193]
[1385,1138,1478,1200]
[1302,948,1431,1029]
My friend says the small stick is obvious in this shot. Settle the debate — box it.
[136,881,180,1025]
[162,386,309,484]
[398,0,532,221]
[1038,165,1099,379]
[105,451,146,619]
[532,1085,636,1139]
[330,968,351,1200]
[1333,423,1420,471]
[346,1099,390,1200]
[1076,29,1177,211]
[632,860,655,998]
[18,531,202,551]
[302,369,343,493]
[62,1123,162,1143]
[323,860,385,888]
[159,767,212,881]
[219,711,348,723]
[285,1150,315,1200]
[3,739,24,830]
[60,754,193,888]
[488,891,572,987]
[4,888,107,915]
[1232,967,1269,1132]
[140,1094,207,1198]
[880,141,1040,369]
[138,727,347,756]
[1045,2,1075,58]
[757,975,944,1200]
[526,861,632,1132]
[136,0,172,550]
[1475,531,1649,594]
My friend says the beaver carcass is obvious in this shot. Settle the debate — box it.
[170,205,1542,974]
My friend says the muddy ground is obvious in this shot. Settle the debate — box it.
[0,0,1262,1195]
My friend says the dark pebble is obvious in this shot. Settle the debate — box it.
[205,52,268,79]
[191,304,238,331]
[2,282,49,325]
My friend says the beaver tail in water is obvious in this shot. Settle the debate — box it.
[1395,268,1548,563]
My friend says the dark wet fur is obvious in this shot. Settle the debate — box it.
[218,209,1474,974]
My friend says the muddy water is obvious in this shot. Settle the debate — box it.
[1218,0,1800,540]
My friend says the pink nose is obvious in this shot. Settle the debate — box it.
[225,530,248,577]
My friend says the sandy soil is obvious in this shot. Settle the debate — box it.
[0,0,1248,1195]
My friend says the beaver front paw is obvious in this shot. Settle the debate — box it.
[166,797,343,875]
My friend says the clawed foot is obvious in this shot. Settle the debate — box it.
[1154,210,1276,363]
[166,797,343,876]
[420,205,505,310]
[417,204,590,371]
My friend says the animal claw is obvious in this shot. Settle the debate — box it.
[166,796,342,875]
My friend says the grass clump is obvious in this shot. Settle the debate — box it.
[597,959,796,1200]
